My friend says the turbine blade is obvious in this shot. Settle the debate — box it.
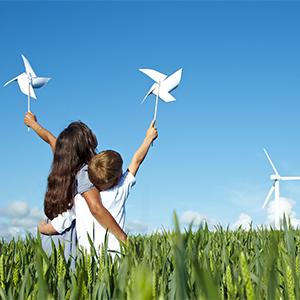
[280,176,300,181]
[3,75,19,87]
[139,69,167,83]
[263,148,279,176]
[160,68,183,93]
[21,54,37,77]
[262,185,275,208]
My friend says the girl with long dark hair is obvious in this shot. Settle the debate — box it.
[24,112,127,256]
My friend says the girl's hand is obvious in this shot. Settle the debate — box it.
[38,220,47,232]
[24,113,56,151]
[24,112,37,128]
[146,120,158,142]
[38,219,58,235]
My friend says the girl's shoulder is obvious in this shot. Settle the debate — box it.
[76,164,94,194]
[76,164,88,177]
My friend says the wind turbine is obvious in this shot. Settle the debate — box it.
[139,68,182,122]
[262,148,300,229]
[4,54,51,114]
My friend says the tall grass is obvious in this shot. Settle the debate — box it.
[1,216,300,299]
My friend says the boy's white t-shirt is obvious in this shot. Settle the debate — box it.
[51,170,136,253]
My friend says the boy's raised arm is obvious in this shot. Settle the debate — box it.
[128,120,158,177]
[24,112,57,152]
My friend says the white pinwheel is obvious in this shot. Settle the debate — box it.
[139,68,182,121]
[4,54,51,113]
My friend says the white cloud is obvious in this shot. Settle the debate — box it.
[229,197,300,230]
[265,197,300,229]
[181,210,206,226]
[0,201,29,218]
[0,222,12,240]
[29,207,44,219]
[125,220,148,234]
[0,201,44,240]
[11,217,39,228]
[2,198,300,242]
[231,213,252,230]
[180,210,217,229]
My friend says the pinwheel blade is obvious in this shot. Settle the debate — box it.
[31,77,51,88]
[3,75,19,87]
[21,54,36,77]
[161,68,182,93]
[30,86,37,99]
[139,69,167,83]
[16,73,36,99]
[157,88,176,102]
[141,83,157,103]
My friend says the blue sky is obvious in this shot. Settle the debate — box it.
[1,1,300,237]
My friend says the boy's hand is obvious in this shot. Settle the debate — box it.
[128,120,158,177]
[24,112,37,128]
[146,120,158,142]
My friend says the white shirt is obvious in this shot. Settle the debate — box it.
[51,170,136,254]
[51,206,76,234]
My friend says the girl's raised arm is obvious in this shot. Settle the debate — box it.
[24,112,57,153]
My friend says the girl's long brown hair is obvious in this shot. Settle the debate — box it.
[44,121,98,220]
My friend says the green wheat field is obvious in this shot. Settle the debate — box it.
[1,216,300,300]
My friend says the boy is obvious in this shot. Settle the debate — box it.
[39,120,158,254]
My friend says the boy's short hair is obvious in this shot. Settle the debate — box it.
[88,150,123,191]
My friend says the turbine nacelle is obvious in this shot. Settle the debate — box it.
[270,174,280,181]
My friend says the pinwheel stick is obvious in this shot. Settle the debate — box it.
[152,83,160,147]
[27,82,31,132]
[153,80,160,122]
[28,83,31,112]
[153,92,159,121]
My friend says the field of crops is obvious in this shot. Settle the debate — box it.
[1,216,300,299]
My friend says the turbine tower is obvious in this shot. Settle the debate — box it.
[262,149,300,229]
